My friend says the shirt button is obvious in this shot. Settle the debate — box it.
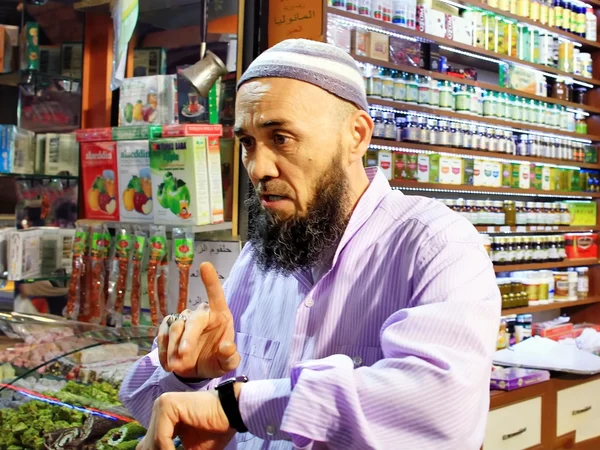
[266,424,277,436]
[353,356,363,367]
[304,298,314,307]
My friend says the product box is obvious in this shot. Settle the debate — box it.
[149,136,211,226]
[449,157,462,185]
[45,133,79,176]
[79,139,119,221]
[439,155,454,184]
[393,152,407,179]
[452,16,473,45]
[429,153,440,183]
[531,164,542,190]
[0,125,35,174]
[463,158,474,185]
[39,45,61,75]
[20,22,39,72]
[119,75,178,126]
[367,32,389,61]
[61,43,83,79]
[34,134,45,174]
[133,48,167,76]
[176,66,209,124]
[499,64,544,95]
[378,151,393,180]
[542,165,551,191]
[584,145,598,164]
[501,162,512,187]
[565,233,598,259]
[416,6,447,38]
[116,140,153,223]
[567,202,597,226]
[417,154,430,182]
[7,228,43,280]
[473,159,484,186]
[365,150,378,167]
[405,153,418,181]
[519,163,530,189]
[488,161,502,187]
[566,169,580,192]
[420,43,441,71]
[112,125,153,141]
[0,25,18,73]
[532,322,574,339]
[389,36,421,66]
[462,10,483,47]
[328,22,351,54]
[351,29,368,57]
[490,367,550,391]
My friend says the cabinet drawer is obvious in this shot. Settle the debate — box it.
[557,379,600,443]
[483,397,542,450]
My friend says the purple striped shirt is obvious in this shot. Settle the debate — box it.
[120,167,501,449]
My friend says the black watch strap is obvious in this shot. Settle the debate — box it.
[216,376,249,433]
[173,372,208,384]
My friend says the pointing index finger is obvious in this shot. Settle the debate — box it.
[200,262,229,313]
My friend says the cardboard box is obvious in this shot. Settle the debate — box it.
[450,157,462,185]
[416,6,447,38]
[405,153,418,181]
[20,22,39,72]
[542,166,551,190]
[389,37,421,66]
[367,32,389,61]
[149,136,212,225]
[452,16,473,45]
[473,159,484,186]
[565,233,598,259]
[519,163,530,189]
[463,158,474,185]
[7,228,43,280]
[439,156,454,184]
[0,125,35,174]
[352,29,369,57]
[61,42,83,79]
[0,25,18,73]
[417,154,430,182]
[429,153,440,183]
[567,202,597,226]
[119,75,178,126]
[420,43,441,71]
[331,22,351,53]
[133,48,167,76]
[117,140,153,223]
[80,140,120,221]
[365,150,378,167]
[45,133,78,176]
[393,152,406,179]
[378,151,393,180]
[501,162,512,187]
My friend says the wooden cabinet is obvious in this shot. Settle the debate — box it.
[487,375,600,450]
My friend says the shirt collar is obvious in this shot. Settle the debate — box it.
[331,167,392,267]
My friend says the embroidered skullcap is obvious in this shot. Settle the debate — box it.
[237,38,369,112]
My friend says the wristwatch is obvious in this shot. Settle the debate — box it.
[216,375,249,433]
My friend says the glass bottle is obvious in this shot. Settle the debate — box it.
[368,68,383,98]
[401,115,420,142]
[466,199,478,224]
[506,237,516,263]
[469,86,480,116]
[418,76,431,105]
[535,202,544,225]
[427,119,439,146]
[504,200,517,225]
[417,117,429,144]
[372,110,386,139]
[515,201,527,225]
[526,201,537,224]
[475,200,486,224]
[406,74,419,103]
[439,81,453,110]
[438,120,451,146]
[514,237,524,263]
[384,112,397,140]
[488,128,498,152]
[479,126,489,151]
[393,72,407,102]
[430,79,440,107]
[523,236,533,262]
[470,124,479,149]
[451,122,463,148]
[381,69,395,100]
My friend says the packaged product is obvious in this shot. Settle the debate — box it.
[67,225,89,319]
[0,125,35,174]
[439,155,454,184]
[416,6,447,38]
[19,22,39,71]
[393,152,407,180]
[567,202,597,226]
[147,225,168,326]
[429,153,440,183]
[86,224,109,324]
[45,133,79,176]
[60,42,83,79]
[378,150,393,180]
[173,227,195,313]
[77,128,120,221]
[34,134,45,174]
[542,166,551,191]
[405,153,418,180]
[7,228,43,280]
[150,124,224,225]
[449,157,463,185]
[417,154,430,182]
[118,75,178,126]
[463,158,474,185]
[565,233,598,259]
[389,37,421,66]
[133,48,167,76]
[106,225,132,328]
[367,32,390,61]
[531,165,543,190]
[501,162,512,188]
[116,137,153,223]
[351,29,369,57]
[129,225,147,326]
[452,16,474,45]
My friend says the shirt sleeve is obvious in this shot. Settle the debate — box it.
[239,237,501,449]
[119,338,217,428]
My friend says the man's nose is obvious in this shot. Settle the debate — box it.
[247,145,279,182]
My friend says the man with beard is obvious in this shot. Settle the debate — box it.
[122,39,500,450]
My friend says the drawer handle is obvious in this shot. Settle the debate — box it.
[502,427,527,440]
[572,406,592,416]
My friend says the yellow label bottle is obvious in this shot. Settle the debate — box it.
[530,0,541,21]
[510,0,518,14]
[548,3,555,27]
[555,3,563,28]
[518,0,531,17]
[563,5,571,31]
[540,1,549,24]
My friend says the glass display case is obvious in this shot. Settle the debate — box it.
[0,314,160,450]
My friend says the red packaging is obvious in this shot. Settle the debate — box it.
[161,124,223,137]
[565,233,598,259]
[80,141,120,221]
[75,127,113,142]
[532,322,573,340]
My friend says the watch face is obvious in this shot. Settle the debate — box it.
[217,375,248,389]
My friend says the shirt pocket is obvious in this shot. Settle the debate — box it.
[336,345,383,368]
[235,332,280,379]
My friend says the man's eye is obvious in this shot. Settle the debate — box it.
[274,134,288,145]
[239,137,253,148]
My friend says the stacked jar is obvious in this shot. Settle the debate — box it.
[490,235,567,265]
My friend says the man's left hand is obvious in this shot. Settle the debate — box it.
[136,390,236,450]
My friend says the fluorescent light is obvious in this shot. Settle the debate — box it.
[391,186,594,199]
[439,45,502,64]
[329,14,420,42]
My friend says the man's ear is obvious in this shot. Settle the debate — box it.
[348,110,374,165]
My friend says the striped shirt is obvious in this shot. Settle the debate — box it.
[119,167,501,450]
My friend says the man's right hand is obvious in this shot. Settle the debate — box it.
[157,262,240,380]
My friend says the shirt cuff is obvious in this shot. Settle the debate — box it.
[159,372,212,392]
[238,378,292,441]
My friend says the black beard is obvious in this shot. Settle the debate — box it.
[246,160,351,275]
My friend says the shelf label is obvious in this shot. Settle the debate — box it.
[500,226,511,233]
[487,226,496,233]
[516,226,527,233]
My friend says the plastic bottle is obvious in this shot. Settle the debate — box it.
[586,7,597,41]
[392,0,408,26]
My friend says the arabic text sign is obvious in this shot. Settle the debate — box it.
[268,0,323,47]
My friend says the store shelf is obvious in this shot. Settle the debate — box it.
[390,180,600,198]
[494,257,598,272]
[0,271,70,283]
[0,173,79,180]
[370,139,600,169]
[355,55,600,116]
[76,220,233,234]
[452,0,600,51]
[328,8,600,87]
[0,71,21,87]
[476,225,600,234]
[501,296,600,315]
[369,97,600,142]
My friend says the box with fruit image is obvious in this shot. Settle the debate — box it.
[149,136,211,226]
[116,140,153,222]
[119,75,177,127]
[80,141,119,220]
